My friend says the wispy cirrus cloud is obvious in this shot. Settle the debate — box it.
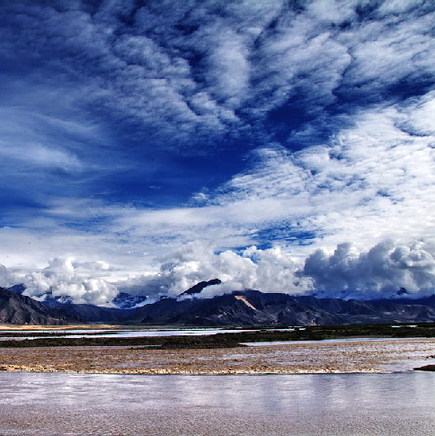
[113,96,435,252]
[1,0,432,153]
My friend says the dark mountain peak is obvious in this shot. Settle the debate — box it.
[397,287,409,295]
[179,278,222,297]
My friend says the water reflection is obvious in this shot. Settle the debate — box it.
[0,327,280,341]
[0,372,434,435]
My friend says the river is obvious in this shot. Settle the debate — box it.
[0,371,433,435]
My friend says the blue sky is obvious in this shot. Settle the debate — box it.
[0,0,434,305]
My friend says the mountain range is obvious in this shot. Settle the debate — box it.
[1,285,435,326]
[0,287,75,325]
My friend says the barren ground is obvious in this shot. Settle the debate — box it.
[0,338,433,374]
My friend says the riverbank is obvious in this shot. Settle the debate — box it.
[1,337,433,374]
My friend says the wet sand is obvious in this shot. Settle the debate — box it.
[1,337,433,374]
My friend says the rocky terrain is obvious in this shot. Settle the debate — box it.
[0,287,75,325]
[137,290,435,326]
[3,285,435,326]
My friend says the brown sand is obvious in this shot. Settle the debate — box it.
[0,324,119,331]
[0,337,433,374]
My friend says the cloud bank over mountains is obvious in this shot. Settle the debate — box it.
[0,0,434,304]
[1,239,434,305]
[113,240,435,301]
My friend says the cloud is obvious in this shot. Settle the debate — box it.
[401,89,435,135]
[2,0,431,152]
[21,257,118,306]
[1,256,119,306]
[0,1,434,304]
[115,239,435,300]
[2,238,433,305]
[0,107,84,171]
[303,240,435,298]
[2,91,430,291]
[248,13,352,118]
[0,264,19,289]
[114,242,310,300]
[210,96,435,251]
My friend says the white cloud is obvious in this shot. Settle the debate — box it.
[3,93,431,295]
[1,0,433,150]
[22,257,118,306]
[209,96,435,252]
[3,236,433,304]
[338,9,435,90]
[303,240,435,298]
[114,239,435,300]
[114,242,309,299]
[376,0,428,16]
[196,23,251,109]
[0,264,19,289]
[249,17,352,116]
[401,90,435,135]
[0,1,434,304]
[0,108,85,171]
[306,0,358,24]
[0,141,80,170]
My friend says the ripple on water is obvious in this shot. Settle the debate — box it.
[0,372,434,436]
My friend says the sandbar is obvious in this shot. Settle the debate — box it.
[0,337,433,374]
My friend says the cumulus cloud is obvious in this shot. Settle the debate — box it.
[22,258,118,306]
[1,240,434,304]
[4,91,430,297]
[114,242,310,300]
[0,264,19,289]
[115,239,435,300]
[303,240,435,298]
[1,89,432,305]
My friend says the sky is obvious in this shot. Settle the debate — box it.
[0,0,434,305]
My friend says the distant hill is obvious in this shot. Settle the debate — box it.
[137,290,435,326]
[374,295,435,309]
[38,297,139,323]
[0,287,77,325]
[49,302,140,323]
[4,284,435,326]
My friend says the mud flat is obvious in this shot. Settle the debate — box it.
[0,337,434,374]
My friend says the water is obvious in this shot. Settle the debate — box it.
[0,328,286,341]
[0,372,433,435]
[242,337,422,346]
